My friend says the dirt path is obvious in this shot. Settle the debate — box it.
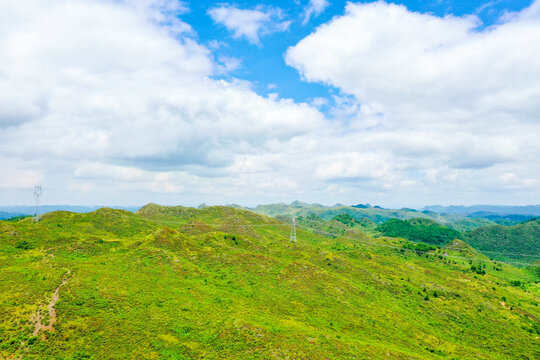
[9,269,71,360]
[32,269,71,336]
[11,269,72,359]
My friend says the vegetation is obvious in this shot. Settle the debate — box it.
[463,218,540,265]
[376,218,462,246]
[0,205,538,359]
[4,215,32,222]
[333,213,358,227]
[251,201,499,231]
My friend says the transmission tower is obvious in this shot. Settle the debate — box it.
[33,186,42,217]
[289,215,297,244]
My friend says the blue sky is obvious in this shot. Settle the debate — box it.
[184,0,533,104]
[0,0,539,207]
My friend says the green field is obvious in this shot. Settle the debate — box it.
[1,204,539,359]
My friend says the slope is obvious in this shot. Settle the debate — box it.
[463,218,540,265]
[0,205,538,359]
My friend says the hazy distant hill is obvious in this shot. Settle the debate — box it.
[0,211,25,220]
[0,205,141,215]
[423,204,540,217]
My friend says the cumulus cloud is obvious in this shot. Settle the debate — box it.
[208,4,291,44]
[0,166,43,189]
[0,0,324,205]
[287,1,540,124]
[302,0,330,24]
[315,152,392,182]
[1,0,539,207]
[285,0,540,203]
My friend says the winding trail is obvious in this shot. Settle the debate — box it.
[11,269,72,359]
[34,269,71,335]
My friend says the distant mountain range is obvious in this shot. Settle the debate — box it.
[0,205,141,219]
[422,205,540,216]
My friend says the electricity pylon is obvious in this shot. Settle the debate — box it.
[33,185,42,220]
[289,215,297,244]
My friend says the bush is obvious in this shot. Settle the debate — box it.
[332,213,358,227]
[470,265,486,275]
[72,351,92,360]
[14,240,33,250]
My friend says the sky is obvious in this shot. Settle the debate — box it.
[0,0,539,208]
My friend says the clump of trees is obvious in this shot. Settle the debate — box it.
[402,242,437,255]
[377,218,461,245]
[332,213,358,227]
[470,263,486,275]
[332,213,376,228]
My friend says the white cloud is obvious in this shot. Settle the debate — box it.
[216,56,241,73]
[0,0,324,205]
[315,152,391,181]
[1,0,539,207]
[287,1,540,123]
[0,167,43,189]
[302,0,330,25]
[208,5,291,44]
[284,0,540,204]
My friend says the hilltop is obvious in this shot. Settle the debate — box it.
[463,218,540,265]
[250,201,498,231]
[0,204,539,359]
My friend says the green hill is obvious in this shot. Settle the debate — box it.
[463,218,540,265]
[0,205,539,359]
[251,201,496,231]
[376,218,462,246]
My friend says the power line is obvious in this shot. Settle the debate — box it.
[172,221,539,261]
[179,219,540,266]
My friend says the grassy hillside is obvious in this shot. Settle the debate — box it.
[463,218,540,265]
[0,205,539,359]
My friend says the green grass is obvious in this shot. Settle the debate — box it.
[0,205,538,359]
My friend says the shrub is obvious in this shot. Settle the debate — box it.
[14,240,33,250]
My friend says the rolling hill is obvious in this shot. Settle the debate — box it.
[463,218,540,265]
[250,201,497,231]
[0,205,538,359]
